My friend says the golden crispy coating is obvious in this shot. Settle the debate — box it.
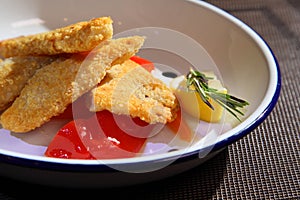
[0,56,58,111]
[90,59,178,124]
[0,36,145,133]
[0,17,113,58]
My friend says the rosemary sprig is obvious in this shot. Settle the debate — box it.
[186,68,249,121]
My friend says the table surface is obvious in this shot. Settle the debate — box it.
[0,0,299,199]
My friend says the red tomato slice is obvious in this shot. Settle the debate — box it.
[130,56,155,72]
[45,110,156,159]
[44,119,94,159]
[94,110,156,153]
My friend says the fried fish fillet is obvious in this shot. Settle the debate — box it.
[0,56,59,111]
[0,36,145,133]
[90,59,178,124]
[0,17,113,58]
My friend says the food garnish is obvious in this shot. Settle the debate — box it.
[186,68,249,121]
[170,71,226,123]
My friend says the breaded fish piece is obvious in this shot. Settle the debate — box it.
[0,56,59,111]
[0,17,113,58]
[90,59,178,124]
[0,36,145,133]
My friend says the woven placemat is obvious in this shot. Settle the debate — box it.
[201,0,300,199]
[0,0,299,199]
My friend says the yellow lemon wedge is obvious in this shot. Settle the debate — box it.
[170,72,227,123]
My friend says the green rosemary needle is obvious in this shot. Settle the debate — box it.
[186,68,250,121]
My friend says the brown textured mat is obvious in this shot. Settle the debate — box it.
[204,0,300,199]
[0,0,299,199]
